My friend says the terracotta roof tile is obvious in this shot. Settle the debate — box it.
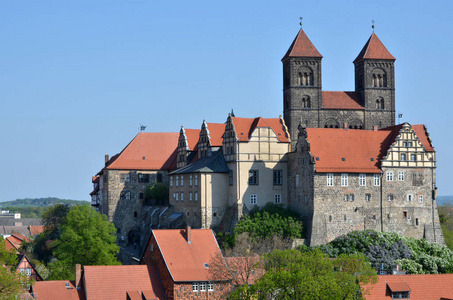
[206,123,226,146]
[83,265,165,300]
[32,281,85,300]
[354,33,395,63]
[183,128,201,151]
[231,117,290,143]
[29,226,45,236]
[107,132,179,171]
[362,274,453,300]
[282,28,322,60]
[322,91,364,110]
[152,228,228,282]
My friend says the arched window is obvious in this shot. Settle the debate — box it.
[375,98,384,110]
[302,96,310,108]
[324,118,339,128]
[348,119,363,129]
[297,67,313,86]
[371,69,387,88]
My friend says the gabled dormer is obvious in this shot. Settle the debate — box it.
[223,114,238,162]
[197,121,225,159]
[177,127,190,168]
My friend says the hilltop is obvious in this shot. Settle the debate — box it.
[0,197,88,208]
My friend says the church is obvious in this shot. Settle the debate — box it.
[91,28,444,247]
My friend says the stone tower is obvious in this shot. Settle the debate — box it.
[282,28,322,146]
[354,33,396,130]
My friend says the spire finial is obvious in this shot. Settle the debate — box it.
[299,17,303,28]
[372,20,375,32]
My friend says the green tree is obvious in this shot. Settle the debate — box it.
[48,205,120,280]
[0,237,25,299]
[231,248,377,300]
[144,182,169,205]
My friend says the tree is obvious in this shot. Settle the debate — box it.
[231,248,377,300]
[0,237,26,299]
[48,205,120,280]
[144,182,169,205]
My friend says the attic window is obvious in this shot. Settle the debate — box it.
[342,158,346,161]
[142,156,145,160]
[316,157,320,161]
[387,282,410,299]
[204,263,209,268]
[371,158,375,161]
[241,133,244,135]
[65,283,71,289]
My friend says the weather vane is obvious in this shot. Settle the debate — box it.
[300,17,303,28]
[372,20,375,32]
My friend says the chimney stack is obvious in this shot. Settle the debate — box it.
[343,123,348,130]
[373,125,378,131]
[186,226,191,244]
[105,154,110,165]
[75,264,81,288]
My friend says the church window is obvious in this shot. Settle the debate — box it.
[250,194,257,205]
[386,171,394,181]
[375,98,384,110]
[371,69,387,88]
[341,173,348,186]
[274,194,281,204]
[374,174,381,186]
[348,119,363,129]
[249,170,259,185]
[324,119,340,128]
[302,96,311,108]
[359,174,366,186]
[398,171,405,181]
[327,173,334,186]
[401,153,406,161]
[298,70,313,86]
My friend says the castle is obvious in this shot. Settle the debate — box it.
[91,28,444,247]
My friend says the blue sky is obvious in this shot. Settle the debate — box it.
[1,1,452,201]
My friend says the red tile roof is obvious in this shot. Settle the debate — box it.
[231,117,290,143]
[4,234,29,252]
[29,226,45,236]
[322,91,364,110]
[362,274,453,300]
[32,281,85,300]
[206,123,226,146]
[282,28,322,60]
[354,33,395,63]
[83,265,165,300]
[106,132,179,171]
[152,228,228,282]
[183,128,201,151]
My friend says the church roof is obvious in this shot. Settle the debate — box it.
[322,91,364,110]
[282,28,323,61]
[354,33,395,63]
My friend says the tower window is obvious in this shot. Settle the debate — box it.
[371,70,387,87]
[375,98,385,110]
[302,96,311,108]
[297,67,313,86]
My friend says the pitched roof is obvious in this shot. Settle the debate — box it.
[106,132,179,171]
[354,33,395,63]
[4,234,29,252]
[182,128,201,151]
[152,228,228,282]
[205,123,226,147]
[170,150,229,174]
[282,28,322,60]
[32,281,85,300]
[29,225,45,236]
[322,91,364,110]
[231,117,290,143]
[362,274,453,300]
[83,265,165,300]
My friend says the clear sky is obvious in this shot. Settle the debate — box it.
[1,1,452,201]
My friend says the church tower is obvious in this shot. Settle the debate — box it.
[354,33,396,129]
[282,28,322,147]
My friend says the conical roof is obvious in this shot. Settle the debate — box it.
[354,33,395,63]
[282,28,322,61]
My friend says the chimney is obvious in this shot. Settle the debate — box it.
[186,226,191,244]
[75,264,81,288]
[373,125,378,131]
[104,154,110,165]
[343,123,348,130]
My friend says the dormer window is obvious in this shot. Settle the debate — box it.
[387,282,410,299]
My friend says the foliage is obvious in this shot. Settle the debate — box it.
[48,205,120,280]
[249,203,301,221]
[144,182,169,205]
[0,197,88,209]
[42,204,71,229]
[234,211,303,242]
[0,237,26,299]
[439,205,453,250]
[229,248,377,300]
[319,230,453,274]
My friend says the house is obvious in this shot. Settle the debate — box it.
[4,233,30,253]
[289,123,443,246]
[141,227,232,300]
[362,274,453,299]
[16,254,43,283]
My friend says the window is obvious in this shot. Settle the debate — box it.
[195,175,198,186]
[126,174,130,182]
[120,174,129,183]
[302,96,311,108]
[208,282,214,292]
[192,282,199,292]
[138,173,150,183]
[175,176,179,187]
[120,191,131,200]
[250,194,257,205]
[200,282,206,292]
[344,195,349,202]
[388,194,394,201]
[327,173,334,186]
[304,195,309,203]
[341,173,348,186]
[249,170,259,185]
[296,175,300,187]
[403,141,407,147]
[349,194,354,202]
[407,194,413,202]
[419,195,424,203]
[139,192,144,200]
[365,194,371,202]
[26,268,32,276]
[374,174,381,186]
[180,192,184,201]
[359,174,366,186]
[134,211,137,218]
[416,218,419,226]
[403,211,408,219]
[398,171,405,181]
[189,175,193,186]
[194,191,198,201]
[170,176,173,187]
[19,268,25,275]
[273,170,283,185]
[411,154,417,161]
[401,153,406,161]
[175,193,179,201]
[408,142,413,147]
[180,176,184,187]
[157,173,163,183]
[189,192,193,201]
[274,194,281,204]
[229,170,233,186]
[386,171,394,181]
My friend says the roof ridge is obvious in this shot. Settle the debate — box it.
[282,28,323,60]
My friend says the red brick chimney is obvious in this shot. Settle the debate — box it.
[104,154,109,165]
[343,123,348,130]
[373,125,378,131]
[75,264,81,288]
[186,226,191,244]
